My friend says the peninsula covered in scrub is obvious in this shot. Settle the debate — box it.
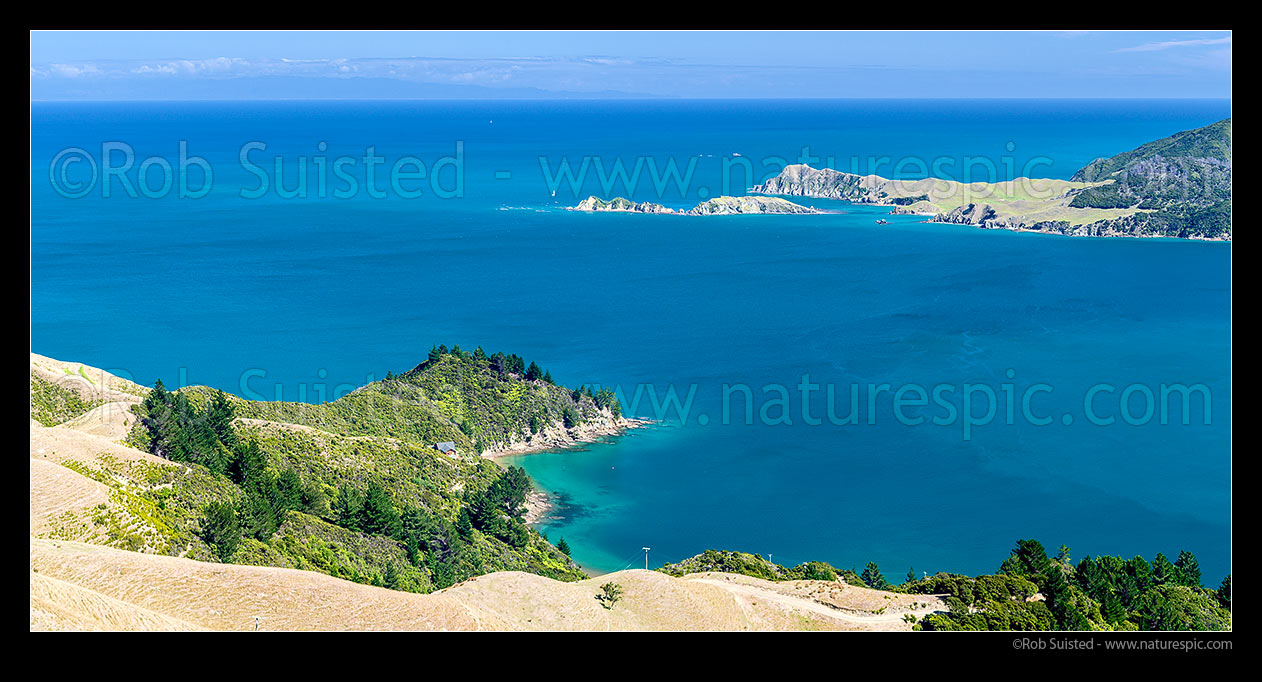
[30,347,633,594]
[750,118,1231,240]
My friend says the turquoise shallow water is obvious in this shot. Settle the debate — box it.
[31,99,1231,582]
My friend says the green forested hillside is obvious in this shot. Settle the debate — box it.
[36,347,611,592]
[907,540,1230,631]
[235,345,621,454]
[660,540,1230,632]
[1066,118,1231,239]
[1073,119,1231,184]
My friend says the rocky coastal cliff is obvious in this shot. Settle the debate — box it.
[751,164,893,204]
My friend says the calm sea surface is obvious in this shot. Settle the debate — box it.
[31,99,1231,581]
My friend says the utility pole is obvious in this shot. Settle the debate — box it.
[642,546,651,570]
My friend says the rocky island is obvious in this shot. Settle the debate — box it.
[750,119,1231,240]
[570,195,819,216]
[571,196,674,213]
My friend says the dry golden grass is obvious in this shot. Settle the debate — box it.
[56,401,139,441]
[870,176,1142,226]
[29,458,110,535]
[30,418,169,469]
[31,569,204,631]
[30,538,940,631]
[29,354,945,632]
[30,353,147,405]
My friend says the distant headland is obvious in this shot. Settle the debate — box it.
[750,119,1231,240]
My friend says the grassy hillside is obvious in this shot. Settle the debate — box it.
[752,120,1231,239]
[30,372,105,427]
[235,347,623,454]
[660,549,856,584]
[29,353,1230,631]
[31,539,942,631]
[30,348,603,594]
[660,540,1230,632]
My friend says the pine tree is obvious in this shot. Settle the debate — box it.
[405,533,420,567]
[230,439,286,539]
[1006,539,1083,630]
[490,352,508,375]
[140,379,177,459]
[362,481,401,539]
[206,389,237,448]
[557,537,571,556]
[861,562,887,589]
[1102,590,1126,624]
[906,566,916,584]
[1054,544,1072,576]
[239,490,280,540]
[200,500,241,562]
[1174,550,1201,587]
[300,479,330,518]
[525,361,543,381]
[333,484,365,532]
[276,468,304,512]
[1217,574,1231,609]
[455,507,474,540]
[1151,552,1175,584]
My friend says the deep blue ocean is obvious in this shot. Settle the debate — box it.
[31,99,1231,582]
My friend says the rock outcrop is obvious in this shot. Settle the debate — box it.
[570,196,674,213]
[570,195,818,216]
[683,196,818,215]
[751,164,874,201]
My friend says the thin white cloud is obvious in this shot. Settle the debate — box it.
[1115,36,1231,53]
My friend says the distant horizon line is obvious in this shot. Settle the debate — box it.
[30,96,1234,103]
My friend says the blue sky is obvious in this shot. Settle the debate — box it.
[30,31,1232,100]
